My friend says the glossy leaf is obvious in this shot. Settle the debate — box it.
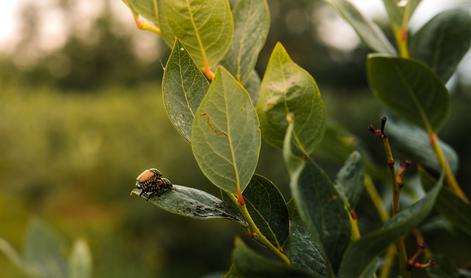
[162,41,209,141]
[420,169,471,237]
[283,122,351,271]
[387,116,458,173]
[158,0,234,69]
[191,67,261,194]
[244,175,289,247]
[334,151,364,209]
[131,185,246,224]
[245,70,261,104]
[231,238,316,278]
[383,0,421,27]
[124,0,159,25]
[411,9,471,82]
[338,176,443,278]
[367,55,449,131]
[285,202,330,278]
[68,239,92,278]
[324,0,396,55]
[257,43,326,154]
[221,0,270,84]
[24,218,68,278]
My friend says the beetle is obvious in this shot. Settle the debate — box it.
[135,168,172,200]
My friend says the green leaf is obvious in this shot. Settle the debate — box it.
[244,175,289,247]
[410,9,471,83]
[191,67,261,193]
[382,0,422,27]
[283,122,351,271]
[420,169,471,238]
[338,176,443,278]
[387,116,458,173]
[231,238,316,278]
[131,185,246,224]
[323,0,396,55]
[162,40,209,141]
[245,70,261,104]
[220,0,270,84]
[257,43,326,154]
[24,218,68,278]
[124,0,159,25]
[426,255,461,278]
[285,202,330,278]
[68,239,92,278]
[367,55,449,131]
[334,151,364,209]
[158,0,234,69]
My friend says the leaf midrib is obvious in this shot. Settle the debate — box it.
[185,0,209,68]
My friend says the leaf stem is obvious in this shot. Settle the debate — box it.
[132,12,161,35]
[429,132,469,203]
[203,63,215,80]
[364,175,397,278]
[393,25,409,58]
[226,192,291,265]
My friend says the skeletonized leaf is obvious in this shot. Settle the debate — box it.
[158,0,234,69]
[257,43,326,154]
[191,67,261,193]
[244,175,289,247]
[338,176,443,278]
[162,41,209,141]
[324,0,396,55]
[131,185,246,224]
[367,55,449,132]
[411,9,471,83]
[221,0,270,84]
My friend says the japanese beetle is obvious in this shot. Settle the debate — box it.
[136,168,172,200]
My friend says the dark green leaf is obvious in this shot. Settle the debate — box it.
[367,55,449,131]
[257,43,326,154]
[124,0,159,25]
[283,122,351,271]
[427,255,461,278]
[158,0,234,69]
[420,169,471,237]
[313,122,358,162]
[323,0,396,55]
[411,9,471,82]
[231,238,316,278]
[162,41,209,141]
[244,175,289,247]
[24,218,68,278]
[334,151,364,209]
[338,176,443,278]
[221,0,270,84]
[191,67,261,193]
[285,202,330,278]
[131,185,246,224]
[387,116,458,173]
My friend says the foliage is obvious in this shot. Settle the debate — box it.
[119,0,471,277]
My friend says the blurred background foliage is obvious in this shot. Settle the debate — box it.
[1,0,470,277]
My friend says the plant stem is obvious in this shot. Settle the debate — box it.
[365,175,397,278]
[379,135,410,278]
[226,192,291,265]
[393,25,409,58]
[429,133,469,203]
